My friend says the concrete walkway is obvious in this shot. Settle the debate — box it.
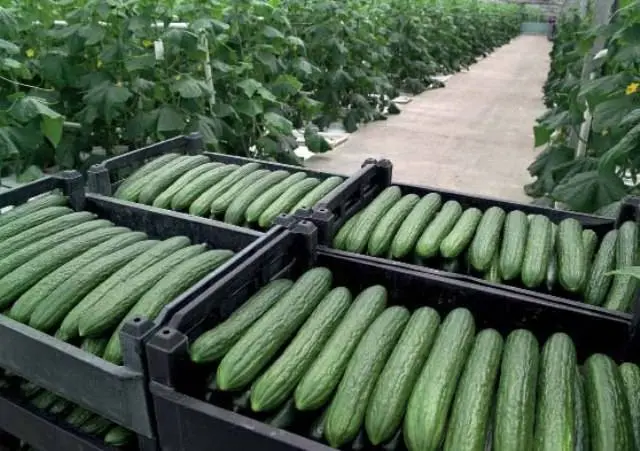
[305,35,551,202]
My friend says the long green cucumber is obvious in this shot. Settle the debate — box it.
[546,223,559,291]
[152,162,223,209]
[138,155,210,204]
[224,170,290,225]
[65,406,94,428]
[484,251,502,284]
[620,363,640,451]
[333,212,363,250]
[574,368,590,451]
[390,193,442,259]
[210,169,270,216]
[581,229,599,291]
[245,172,307,223]
[584,230,617,305]
[114,153,181,199]
[605,221,638,313]
[468,206,506,272]
[440,207,482,259]
[499,210,529,280]
[0,193,67,228]
[0,206,73,242]
[117,155,192,202]
[415,200,463,258]
[30,390,59,410]
[289,176,344,213]
[258,177,321,228]
[170,164,239,211]
[81,337,110,356]
[521,215,552,288]
[557,218,586,292]
[104,425,134,446]
[367,194,420,257]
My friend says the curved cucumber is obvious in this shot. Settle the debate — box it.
[0,193,67,229]
[245,172,307,223]
[521,215,552,288]
[574,368,589,451]
[584,230,617,306]
[138,155,210,204]
[499,210,528,280]
[367,194,420,257]
[439,207,482,259]
[468,206,506,272]
[114,153,180,199]
[258,177,321,228]
[170,164,239,211]
[605,221,638,313]
[289,176,344,214]
[333,212,363,251]
[152,162,223,209]
[390,193,442,259]
[620,362,640,451]
[557,218,586,292]
[210,169,270,216]
[224,170,290,225]
[415,200,463,259]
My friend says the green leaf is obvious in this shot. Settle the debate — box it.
[621,109,640,127]
[598,122,640,171]
[235,99,263,117]
[286,36,305,48]
[79,24,106,46]
[16,165,44,183]
[156,106,185,133]
[533,125,552,147]
[264,112,293,135]
[551,169,628,212]
[193,114,220,148]
[11,97,63,123]
[237,79,262,98]
[125,54,156,72]
[41,115,64,148]
[294,58,313,75]
[0,38,19,54]
[172,77,211,99]
[263,26,284,39]
[1,57,22,70]
[270,75,303,98]
[591,96,636,132]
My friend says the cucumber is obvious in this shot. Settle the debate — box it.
[557,218,586,292]
[574,368,589,451]
[521,215,552,288]
[265,398,297,430]
[48,397,72,416]
[581,229,599,282]
[484,251,502,284]
[440,207,483,259]
[81,337,110,357]
[170,164,239,211]
[189,163,261,216]
[345,186,403,254]
[57,236,191,341]
[620,363,640,451]
[365,307,441,445]
[289,176,344,214]
[0,206,72,242]
[79,415,113,436]
[20,380,40,398]
[444,329,504,451]
[468,206,506,272]
[245,172,307,223]
[494,329,539,451]
[546,223,558,291]
[605,221,638,312]
[258,177,321,228]
[117,155,192,202]
[251,287,352,412]
[0,193,67,228]
[534,332,577,451]
[152,162,223,209]
[30,390,59,410]
[367,194,420,257]
[216,267,333,391]
[333,212,363,250]
[190,279,294,363]
[584,230,617,306]
[415,200,463,259]
[295,285,387,411]
[138,155,210,204]
[324,306,410,448]
[65,406,94,428]
[584,354,634,451]
[210,169,270,216]
[104,426,134,446]
[404,308,475,451]
[78,244,207,338]
[390,193,442,259]
[114,153,181,199]
[309,408,329,441]
[223,170,290,225]
[499,210,528,280]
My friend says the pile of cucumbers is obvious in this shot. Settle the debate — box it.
[189,267,640,451]
[113,153,344,229]
[333,186,638,312]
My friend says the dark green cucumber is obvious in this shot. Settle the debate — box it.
[251,287,352,412]
[404,308,475,451]
[534,332,577,451]
[289,176,344,213]
[79,415,113,435]
[20,380,41,398]
[574,368,589,451]
[367,194,420,257]
[324,306,410,448]
[217,268,332,391]
[152,162,223,209]
[439,207,482,259]
[114,153,181,199]
[582,229,599,279]
[415,200,463,258]
[294,285,387,411]
[494,329,539,451]
[521,215,552,288]
[365,307,441,445]
[390,193,442,259]
[557,218,586,292]
[190,279,294,363]
[30,390,59,410]
[605,221,638,313]
[468,206,506,272]
[138,155,210,204]
[620,362,640,451]
[65,406,94,428]
[224,170,290,224]
[444,329,504,451]
[333,212,363,251]
[309,408,329,441]
[499,210,528,280]
[0,206,72,242]
[584,354,633,451]
[104,426,134,446]
[546,223,558,291]
[265,398,297,430]
[258,177,321,228]
[584,230,617,306]
[245,172,307,223]
[48,398,72,416]
[0,193,67,228]
[117,155,192,202]
[81,337,110,357]
[170,164,239,211]
[210,169,270,216]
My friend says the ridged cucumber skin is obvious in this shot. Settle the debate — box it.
[216,268,333,391]
[81,337,110,356]
[584,354,634,451]
[605,221,638,313]
[78,244,207,338]
[289,176,344,214]
[48,398,72,416]
[439,207,482,259]
[390,193,442,259]
[0,206,72,242]
[584,230,617,306]
[114,153,181,199]
[521,215,552,288]
[190,279,294,363]
[65,406,94,428]
[468,206,506,272]
[534,332,577,451]
[444,329,504,451]
[30,390,59,410]
[250,287,352,412]
[620,363,640,451]
[0,193,67,228]
[245,172,307,223]
[170,164,239,211]
[258,178,321,228]
[484,251,502,284]
[365,307,441,446]
[0,211,94,259]
[210,169,270,216]
[324,306,410,448]
[137,155,210,205]
[16,230,145,328]
[546,223,558,291]
[404,308,476,451]
[104,425,134,446]
[415,200,463,259]
[0,226,125,310]
[103,249,235,364]
[574,368,590,451]
[499,210,529,280]
[582,229,599,272]
[117,155,192,202]
[345,186,403,254]
[0,219,110,280]
[294,285,387,411]
[557,218,586,292]
[79,415,113,435]
[152,162,223,209]
[28,240,156,332]
[224,170,290,225]
[333,212,363,250]
[367,194,420,257]
[493,329,539,451]
[189,163,261,216]
[57,236,191,341]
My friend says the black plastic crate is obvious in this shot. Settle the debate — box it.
[287,159,640,320]
[145,225,635,451]
[0,173,286,450]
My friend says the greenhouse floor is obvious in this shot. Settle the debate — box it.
[305,35,552,202]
